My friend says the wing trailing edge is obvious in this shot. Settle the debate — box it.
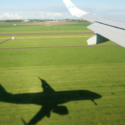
[88,22,125,47]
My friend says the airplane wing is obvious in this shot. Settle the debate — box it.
[63,0,125,47]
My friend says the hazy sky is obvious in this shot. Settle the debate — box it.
[0,0,125,19]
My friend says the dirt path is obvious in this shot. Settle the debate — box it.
[0,32,94,36]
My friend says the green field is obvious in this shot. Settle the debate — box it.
[0,22,91,33]
[0,23,125,125]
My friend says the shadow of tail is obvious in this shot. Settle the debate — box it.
[0,84,9,96]
[0,84,12,103]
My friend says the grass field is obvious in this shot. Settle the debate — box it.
[0,22,91,34]
[0,23,125,125]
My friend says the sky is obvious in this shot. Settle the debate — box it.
[0,0,125,20]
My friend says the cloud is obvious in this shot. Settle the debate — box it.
[108,13,125,15]
[0,15,3,18]
[39,12,62,18]
[46,13,62,17]
[1,13,23,19]
[77,5,125,17]
[40,15,45,18]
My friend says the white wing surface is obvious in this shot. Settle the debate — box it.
[63,0,125,47]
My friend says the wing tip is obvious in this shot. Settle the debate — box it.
[21,118,27,125]
[63,0,89,17]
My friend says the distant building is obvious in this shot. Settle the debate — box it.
[45,23,50,26]
[23,19,29,22]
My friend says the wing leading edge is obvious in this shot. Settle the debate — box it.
[63,0,125,47]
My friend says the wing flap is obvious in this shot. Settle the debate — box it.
[88,23,125,47]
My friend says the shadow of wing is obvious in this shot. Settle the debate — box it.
[26,106,51,125]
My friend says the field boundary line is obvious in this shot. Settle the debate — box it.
[17,36,90,39]
[0,32,94,36]
[0,39,11,45]
[0,45,119,50]
[0,36,91,39]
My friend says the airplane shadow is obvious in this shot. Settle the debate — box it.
[0,78,102,125]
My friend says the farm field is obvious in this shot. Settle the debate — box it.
[0,22,91,34]
[0,21,89,26]
[0,23,125,125]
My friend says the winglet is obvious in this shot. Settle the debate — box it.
[21,118,27,125]
[63,0,89,17]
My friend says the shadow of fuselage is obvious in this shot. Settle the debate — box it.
[0,89,102,105]
[0,78,102,125]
